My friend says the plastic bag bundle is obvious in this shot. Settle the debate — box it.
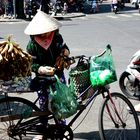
[90,45,117,87]
[49,75,78,119]
[1,76,32,92]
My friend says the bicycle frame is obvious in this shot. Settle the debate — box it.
[0,84,111,131]
[0,46,139,139]
[67,84,124,128]
[68,85,100,127]
[0,74,125,133]
[0,82,139,140]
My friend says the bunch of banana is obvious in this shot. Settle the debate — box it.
[0,35,32,81]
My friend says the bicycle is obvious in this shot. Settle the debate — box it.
[0,46,139,140]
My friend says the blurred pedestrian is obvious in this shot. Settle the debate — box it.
[7,0,14,17]
[111,0,118,12]
[63,2,68,14]
[91,0,99,13]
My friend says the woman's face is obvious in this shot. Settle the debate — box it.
[38,32,52,39]
[34,31,55,50]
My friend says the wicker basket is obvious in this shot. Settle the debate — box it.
[69,62,90,97]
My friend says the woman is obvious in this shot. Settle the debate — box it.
[24,10,70,140]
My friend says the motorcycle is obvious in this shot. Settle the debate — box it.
[112,3,119,14]
[131,0,140,9]
[138,0,140,14]
[119,50,140,100]
[111,0,125,14]
[139,2,140,13]
[25,0,39,19]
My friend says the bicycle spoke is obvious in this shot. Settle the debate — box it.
[0,97,39,140]
[99,92,140,140]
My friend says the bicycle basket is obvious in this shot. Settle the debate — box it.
[69,58,90,97]
[90,44,117,87]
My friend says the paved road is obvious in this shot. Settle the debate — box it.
[0,2,140,139]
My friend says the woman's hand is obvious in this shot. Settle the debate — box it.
[63,49,71,69]
[38,66,55,75]
[63,48,70,56]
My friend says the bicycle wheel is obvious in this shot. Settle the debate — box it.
[99,92,140,140]
[0,96,40,140]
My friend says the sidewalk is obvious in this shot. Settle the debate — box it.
[0,12,86,22]
[0,15,24,22]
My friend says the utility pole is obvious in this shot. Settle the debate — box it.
[40,0,50,14]
[13,0,16,18]
[4,0,7,16]
[15,0,26,19]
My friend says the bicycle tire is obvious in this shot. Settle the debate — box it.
[0,96,40,140]
[98,92,140,140]
[119,71,139,100]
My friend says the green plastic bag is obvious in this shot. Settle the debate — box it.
[49,75,78,119]
[90,45,117,87]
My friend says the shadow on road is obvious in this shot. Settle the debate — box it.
[74,129,138,139]
[74,131,100,140]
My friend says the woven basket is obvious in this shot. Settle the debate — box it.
[69,62,90,97]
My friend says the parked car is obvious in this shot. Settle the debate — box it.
[83,0,100,13]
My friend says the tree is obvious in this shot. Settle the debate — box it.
[15,0,26,19]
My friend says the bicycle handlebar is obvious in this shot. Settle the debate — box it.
[66,45,111,63]
[36,55,89,84]
[64,55,89,64]
[32,46,112,82]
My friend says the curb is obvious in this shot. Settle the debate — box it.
[0,18,23,22]
[53,13,86,20]
[0,13,86,22]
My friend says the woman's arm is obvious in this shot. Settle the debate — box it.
[26,40,40,73]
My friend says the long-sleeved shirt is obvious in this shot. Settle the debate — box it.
[26,31,69,77]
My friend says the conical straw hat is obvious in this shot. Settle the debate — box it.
[24,10,62,35]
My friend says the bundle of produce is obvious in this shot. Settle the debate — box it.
[0,35,32,81]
